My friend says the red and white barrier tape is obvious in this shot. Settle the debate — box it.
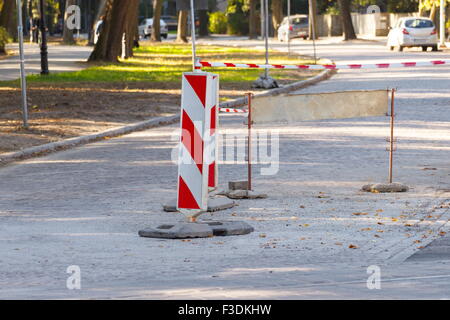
[197,59,450,70]
[219,107,248,113]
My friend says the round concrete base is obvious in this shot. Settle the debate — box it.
[362,182,409,193]
[138,223,213,239]
[200,220,254,236]
[226,189,268,199]
[162,197,236,213]
[138,221,254,239]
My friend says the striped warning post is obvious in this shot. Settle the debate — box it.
[177,73,214,214]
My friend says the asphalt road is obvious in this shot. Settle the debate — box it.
[1,43,92,81]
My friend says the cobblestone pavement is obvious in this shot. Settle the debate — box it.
[1,39,450,299]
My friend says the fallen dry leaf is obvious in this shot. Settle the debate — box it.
[352,212,369,216]
[349,244,359,249]
[360,227,372,231]
[259,234,267,238]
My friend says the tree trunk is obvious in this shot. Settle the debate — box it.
[248,0,258,39]
[88,0,139,62]
[0,0,17,41]
[419,0,426,16]
[176,10,188,43]
[271,0,283,39]
[198,9,208,37]
[151,0,162,41]
[89,0,107,45]
[308,0,318,40]
[123,0,139,58]
[429,2,437,21]
[338,0,356,40]
[63,0,77,44]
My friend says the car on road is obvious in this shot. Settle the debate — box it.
[387,17,438,52]
[277,14,309,42]
[161,15,178,31]
[138,18,168,39]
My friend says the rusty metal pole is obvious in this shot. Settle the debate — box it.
[389,88,396,184]
[247,93,253,191]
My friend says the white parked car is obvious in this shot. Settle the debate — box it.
[138,18,168,39]
[277,14,309,42]
[387,17,438,52]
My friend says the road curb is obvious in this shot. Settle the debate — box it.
[0,63,335,166]
[0,114,180,166]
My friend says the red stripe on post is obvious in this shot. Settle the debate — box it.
[273,65,285,69]
[324,65,337,69]
[247,64,259,68]
[297,65,310,69]
[210,106,216,135]
[431,60,445,65]
[184,75,207,107]
[224,63,237,67]
[348,64,362,69]
[376,63,390,68]
[178,176,200,209]
[200,61,212,67]
[208,162,215,188]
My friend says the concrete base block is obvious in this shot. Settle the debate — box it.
[138,223,213,239]
[229,180,249,191]
[362,182,409,193]
[252,75,279,89]
[226,190,268,199]
[162,197,236,213]
[199,220,254,236]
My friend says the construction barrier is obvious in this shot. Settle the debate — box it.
[177,72,217,217]
[250,90,389,124]
[176,57,419,217]
[219,108,248,113]
[196,59,450,70]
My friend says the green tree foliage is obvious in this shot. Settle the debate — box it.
[208,11,227,34]
[226,0,249,35]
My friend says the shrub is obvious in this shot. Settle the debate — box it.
[209,11,227,34]
[0,27,11,54]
